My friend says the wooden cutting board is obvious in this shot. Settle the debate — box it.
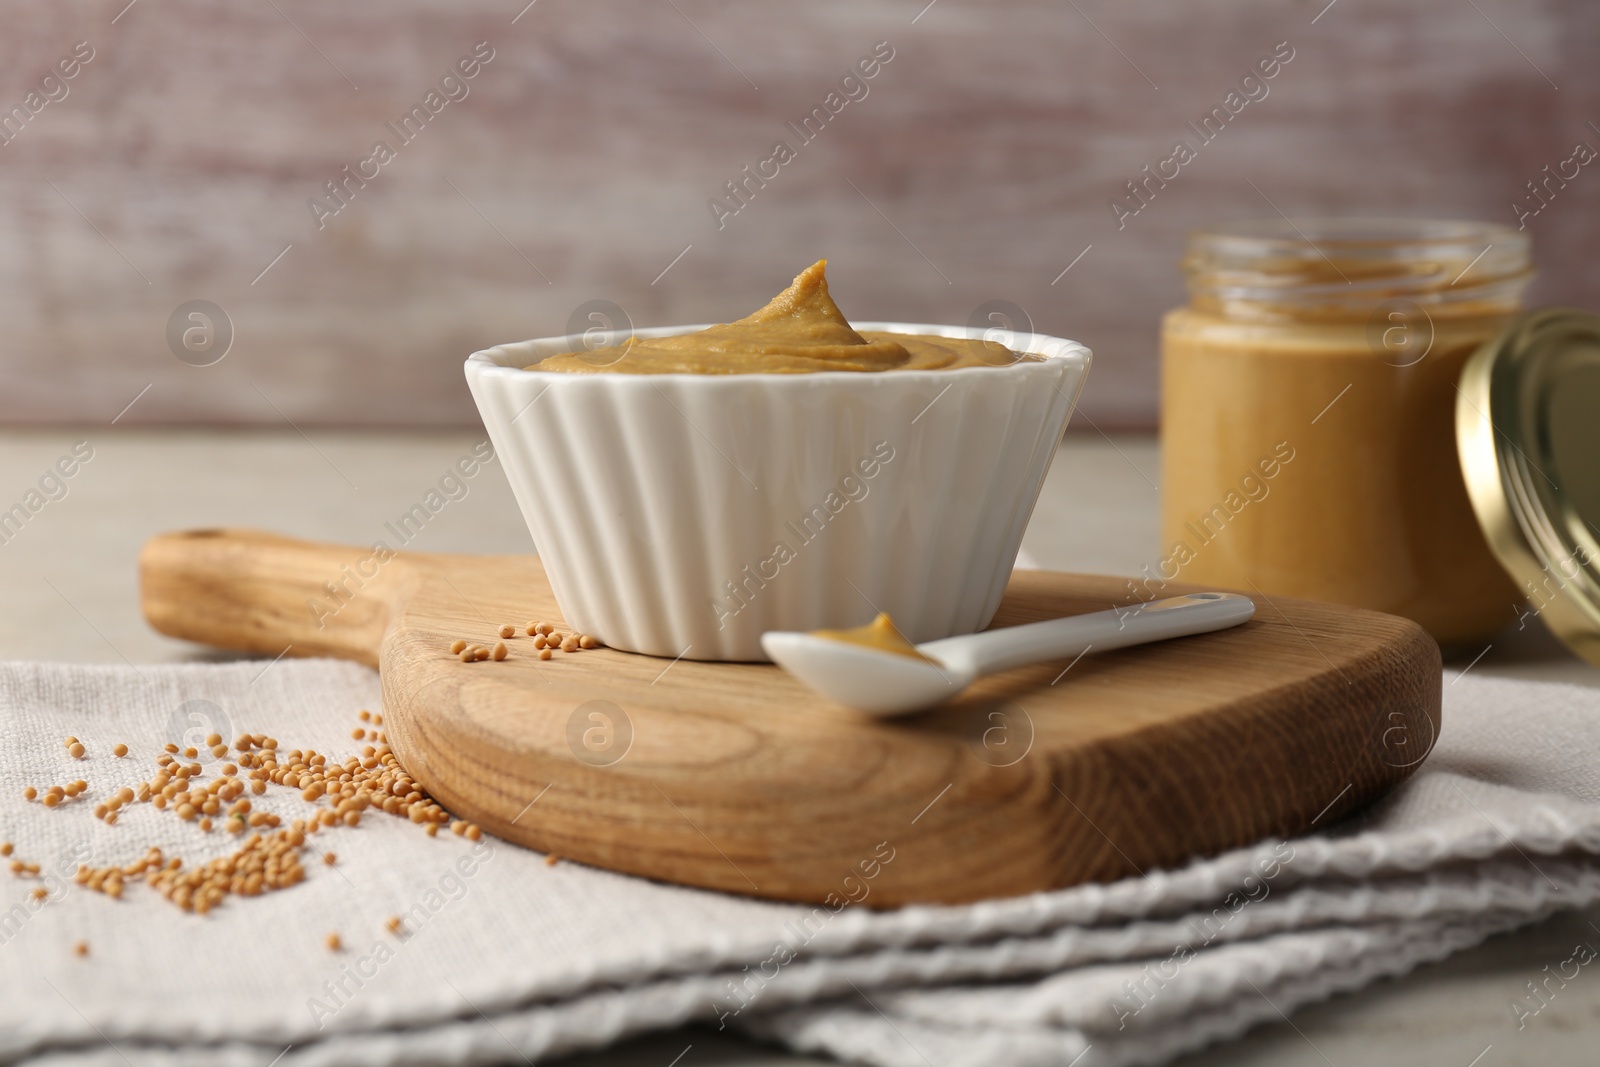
[140,529,1441,907]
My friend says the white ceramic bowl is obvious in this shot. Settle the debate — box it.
[465,323,1091,661]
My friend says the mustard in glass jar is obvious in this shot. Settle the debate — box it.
[1160,219,1532,647]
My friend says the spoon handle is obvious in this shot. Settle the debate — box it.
[919,592,1255,677]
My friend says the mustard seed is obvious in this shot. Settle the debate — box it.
[539,648,553,661]
[561,637,580,653]
[498,624,516,639]
[68,742,85,759]
[211,744,228,758]
[475,648,490,661]
[359,710,371,722]
[113,744,128,758]
[548,632,564,644]
[535,623,552,636]
[42,794,60,808]
[464,824,482,842]
[449,639,467,654]
[73,941,88,957]
[458,648,475,663]
[386,915,404,935]
[524,622,538,636]
[163,743,178,753]
[205,733,222,747]
[351,728,365,740]
[0,843,10,856]
[579,635,599,650]
[492,642,508,661]
[544,853,559,867]
[22,787,34,801]
[183,747,197,759]
[533,635,547,649]
[372,714,382,725]
[325,933,342,952]
[30,887,46,901]
[323,852,337,866]
[65,736,78,747]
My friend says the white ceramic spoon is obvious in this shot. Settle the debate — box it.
[762,592,1255,717]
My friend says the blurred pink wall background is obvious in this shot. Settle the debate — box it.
[1,0,1595,429]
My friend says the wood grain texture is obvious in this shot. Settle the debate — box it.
[0,1,1594,429]
[141,528,1441,906]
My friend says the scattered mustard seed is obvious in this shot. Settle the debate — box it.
[68,742,86,759]
[73,941,88,957]
[498,624,516,639]
[325,933,342,952]
[113,744,128,758]
[524,622,538,636]
[544,853,560,867]
[539,648,553,661]
[492,642,508,661]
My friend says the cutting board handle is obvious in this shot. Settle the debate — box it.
[140,529,415,667]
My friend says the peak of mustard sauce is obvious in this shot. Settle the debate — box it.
[810,613,932,661]
[528,260,1035,374]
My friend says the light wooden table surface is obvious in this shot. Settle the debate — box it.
[2,428,1595,1066]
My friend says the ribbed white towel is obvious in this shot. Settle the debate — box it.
[0,659,1596,1067]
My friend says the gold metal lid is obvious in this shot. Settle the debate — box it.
[1457,308,1600,666]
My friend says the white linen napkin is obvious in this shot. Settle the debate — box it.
[1,658,1597,1067]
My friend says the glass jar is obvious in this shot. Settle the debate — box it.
[1160,219,1533,647]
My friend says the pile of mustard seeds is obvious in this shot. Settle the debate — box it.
[449,619,603,663]
[8,710,485,917]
